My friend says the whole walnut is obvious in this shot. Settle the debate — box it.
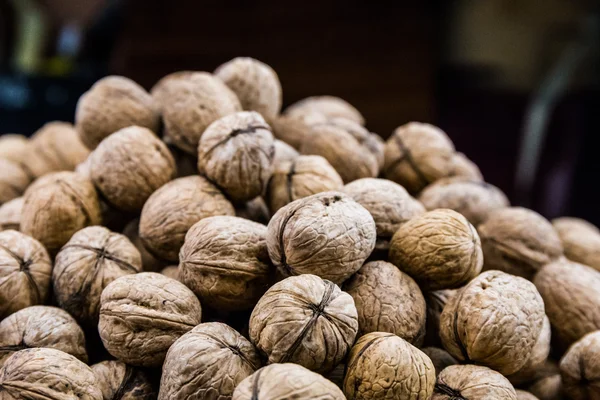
[528,361,564,400]
[440,270,546,375]
[0,197,23,231]
[0,134,28,165]
[559,330,600,400]
[326,117,385,169]
[507,316,551,385]
[516,390,540,400]
[21,171,101,254]
[139,175,235,262]
[92,360,156,400]
[425,289,458,347]
[421,347,458,376]
[160,265,179,280]
[75,75,159,149]
[344,178,425,250]
[478,207,563,279]
[272,139,299,165]
[98,272,202,367]
[343,332,435,400]
[123,218,167,272]
[0,230,51,319]
[266,155,343,214]
[90,126,176,212]
[432,365,517,400]
[150,70,195,110]
[389,209,483,290]
[419,178,510,226]
[215,57,282,120]
[235,197,271,224]
[383,122,457,194]
[249,274,358,374]
[179,216,273,311]
[285,95,365,125]
[0,306,87,367]
[269,114,315,150]
[0,159,29,205]
[552,217,600,272]
[233,363,345,400]
[343,261,426,345]
[266,191,376,284]
[448,152,484,181]
[159,322,261,400]
[53,226,142,327]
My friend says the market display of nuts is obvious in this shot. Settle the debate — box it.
[92,360,157,400]
[432,365,517,400]
[0,197,22,231]
[285,95,365,125]
[559,330,600,400]
[0,158,29,205]
[421,347,458,376]
[553,216,600,272]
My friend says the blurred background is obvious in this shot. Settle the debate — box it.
[0,0,599,223]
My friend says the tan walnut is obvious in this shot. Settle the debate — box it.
[559,330,600,400]
[516,390,540,400]
[0,134,28,165]
[325,117,384,169]
[160,265,179,280]
[0,197,23,231]
[527,361,564,400]
[0,159,29,205]
[92,360,157,400]
[432,365,517,400]
[272,139,299,165]
[448,152,483,182]
[285,95,365,125]
[269,114,314,150]
[507,316,552,385]
[552,217,600,272]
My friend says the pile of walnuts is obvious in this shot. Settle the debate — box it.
[1,57,599,400]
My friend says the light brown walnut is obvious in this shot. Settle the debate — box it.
[552,217,600,272]
[432,365,517,400]
[285,95,365,125]
[160,265,179,280]
[516,390,540,400]
[325,117,384,169]
[92,360,157,400]
[272,139,299,165]
[507,316,551,385]
[269,114,316,150]
[559,330,600,400]
[449,152,483,181]
[527,361,564,400]
[150,70,196,111]
[0,134,28,165]
[0,159,29,205]
[0,197,23,231]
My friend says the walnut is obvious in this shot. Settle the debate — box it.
[150,70,195,111]
[285,95,365,125]
[21,171,101,254]
[419,178,509,226]
[344,178,425,250]
[343,332,435,400]
[98,272,202,367]
[179,216,273,312]
[0,134,28,165]
[75,75,159,149]
[269,114,315,150]
[528,362,563,400]
[90,126,176,212]
[159,322,261,400]
[266,155,343,214]
[449,152,483,181]
[139,175,235,262]
[389,209,482,290]
[249,274,358,373]
[233,363,345,400]
[0,197,23,231]
[424,289,458,347]
[266,191,376,284]
[343,261,426,345]
[325,117,385,169]
[123,218,167,272]
[53,226,142,327]
[507,316,551,385]
[272,139,299,165]
[559,330,600,400]
[92,360,156,400]
[440,270,546,375]
[235,197,270,225]
[552,217,600,272]
[516,390,540,400]
[0,159,29,205]
[421,347,458,376]
[432,365,517,400]
[160,265,179,280]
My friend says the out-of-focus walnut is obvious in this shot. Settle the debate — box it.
[150,70,196,110]
[552,217,600,272]
[272,139,299,165]
[0,197,23,231]
[448,152,484,181]
[0,134,28,165]
[249,274,358,374]
[235,197,271,224]
[139,176,235,262]
[285,95,365,125]
[343,332,435,400]
[421,347,458,376]
[98,272,202,367]
[424,289,458,347]
[325,117,384,169]
[507,316,551,385]
[267,191,376,284]
[160,265,179,280]
[159,322,261,400]
[516,390,540,400]
[527,361,564,400]
[440,270,546,375]
[92,360,157,400]
[123,218,167,272]
[269,114,316,150]
[432,365,517,399]
[0,158,30,205]
[559,330,600,400]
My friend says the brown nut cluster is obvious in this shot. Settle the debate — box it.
[559,330,600,400]
[0,197,23,231]
[92,360,157,400]
[0,158,29,205]
[448,152,484,181]
[432,365,517,400]
[285,95,365,125]
[552,217,600,272]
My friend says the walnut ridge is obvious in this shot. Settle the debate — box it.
[285,95,365,125]
[432,365,517,400]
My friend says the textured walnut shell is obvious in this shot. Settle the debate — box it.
[507,316,552,385]
[75,75,159,149]
[0,134,28,165]
[559,330,600,400]
[160,265,179,280]
[249,274,358,373]
[92,360,156,400]
[235,197,270,225]
[425,289,458,347]
[150,70,195,110]
[432,365,517,400]
[440,270,546,375]
[419,178,509,226]
[139,176,235,262]
[0,158,30,205]
[269,114,315,150]
[266,191,376,284]
[285,95,365,125]
[343,332,435,400]
[325,117,384,169]
[0,306,87,367]
[98,272,202,367]
[449,152,483,181]
[159,322,261,400]
[552,217,600,272]
[53,226,142,327]
[179,216,272,312]
[266,155,343,214]
[479,207,563,279]
[0,230,51,319]
[233,363,345,400]
[90,126,176,212]
[344,178,425,250]
[272,139,299,165]
[516,390,540,400]
[389,209,483,290]
[343,261,426,344]
[421,347,458,376]
[123,218,167,272]
[21,171,101,254]
[0,197,23,231]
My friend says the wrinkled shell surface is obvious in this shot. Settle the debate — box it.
[343,332,435,400]
[285,95,365,125]
[266,191,376,284]
[249,274,358,373]
[123,218,167,272]
[0,134,28,165]
[98,272,202,367]
[92,360,156,400]
[421,347,458,376]
[432,365,517,400]
[0,197,23,231]
[159,322,261,400]
[559,330,600,400]
[507,316,551,385]
[552,217,600,272]
[425,289,458,347]
[0,159,30,205]
[269,114,314,150]
[272,139,299,165]
[516,390,540,400]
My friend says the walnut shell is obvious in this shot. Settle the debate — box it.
[479,207,563,279]
[343,332,435,400]
[160,265,179,280]
[424,289,458,347]
[552,217,600,272]
[389,209,483,290]
[0,230,51,318]
[507,316,552,385]
[75,75,159,149]
[233,363,345,400]
[139,175,235,262]
[528,374,563,400]
[0,197,23,231]
[285,95,365,125]
[0,306,87,367]
[269,114,314,150]
[90,126,176,212]
[249,274,358,373]
[92,360,156,400]
[21,171,102,254]
[53,226,142,327]
[516,390,540,400]
[272,139,299,165]
[159,322,261,400]
[421,347,458,376]
[235,197,270,224]
[432,365,517,400]
[559,330,600,400]
[123,218,167,272]
[150,70,196,110]
[0,348,102,399]
[266,191,376,284]
[553,217,599,235]
[0,134,28,165]
[344,178,425,250]
[179,216,272,311]
[343,261,426,344]
[0,158,30,205]
[325,117,384,169]
[98,272,202,367]
[440,270,546,375]
[449,152,483,181]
